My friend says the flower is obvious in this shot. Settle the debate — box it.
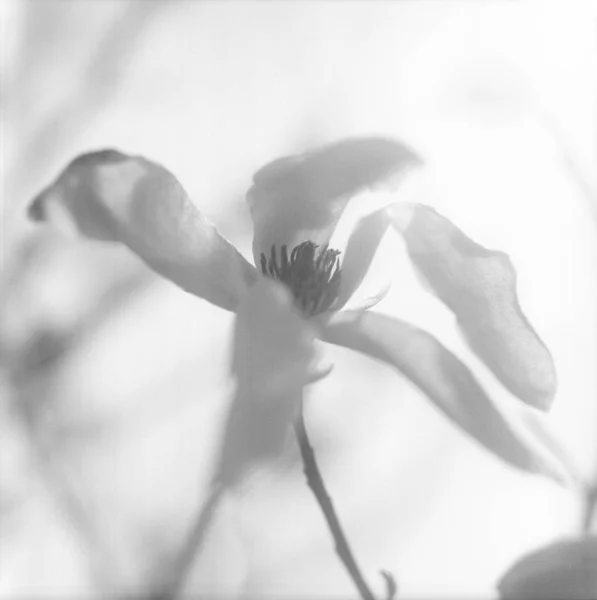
[258,241,343,317]
[246,138,417,316]
[29,137,568,483]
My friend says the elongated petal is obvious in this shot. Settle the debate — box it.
[498,536,597,599]
[332,206,393,311]
[247,137,421,266]
[29,150,257,311]
[389,202,557,410]
[320,311,569,484]
[520,411,582,486]
[218,279,318,484]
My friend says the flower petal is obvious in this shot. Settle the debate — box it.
[218,279,319,484]
[247,137,421,266]
[320,310,570,484]
[520,411,582,486]
[332,206,393,311]
[389,202,557,410]
[28,150,257,311]
[497,536,597,599]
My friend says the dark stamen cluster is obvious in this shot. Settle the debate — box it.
[260,241,342,317]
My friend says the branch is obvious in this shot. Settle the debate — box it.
[154,392,399,600]
[294,399,397,600]
[581,482,597,534]
[17,403,119,594]
[541,111,597,225]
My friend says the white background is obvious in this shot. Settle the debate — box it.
[2,1,596,597]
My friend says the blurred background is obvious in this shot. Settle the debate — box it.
[1,1,596,597]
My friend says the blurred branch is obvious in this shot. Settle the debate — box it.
[4,1,165,268]
[582,482,597,534]
[541,109,597,505]
[541,112,597,226]
[16,399,121,594]
[150,482,226,600]
[6,270,151,390]
[294,399,397,600]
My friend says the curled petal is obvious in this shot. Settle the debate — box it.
[247,137,421,265]
[498,536,597,599]
[332,206,393,311]
[29,150,257,311]
[320,311,570,484]
[389,202,557,410]
[219,279,319,484]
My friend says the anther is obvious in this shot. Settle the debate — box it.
[260,241,342,317]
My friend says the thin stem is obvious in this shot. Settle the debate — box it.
[154,394,398,600]
[543,110,597,535]
[581,483,597,534]
[540,111,597,225]
[294,399,396,600]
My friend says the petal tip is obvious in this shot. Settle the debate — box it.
[531,389,556,413]
[69,148,131,169]
[387,202,415,232]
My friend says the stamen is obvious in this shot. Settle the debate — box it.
[260,241,342,317]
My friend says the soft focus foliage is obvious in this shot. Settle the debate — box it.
[498,536,597,599]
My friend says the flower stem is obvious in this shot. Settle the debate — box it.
[294,399,397,600]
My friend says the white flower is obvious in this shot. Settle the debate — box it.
[246,138,417,317]
[29,137,569,483]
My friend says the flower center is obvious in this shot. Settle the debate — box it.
[260,241,342,317]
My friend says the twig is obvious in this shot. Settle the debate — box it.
[154,393,398,600]
[17,402,119,594]
[581,482,597,534]
[543,111,597,537]
[293,398,397,600]
[541,111,597,225]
